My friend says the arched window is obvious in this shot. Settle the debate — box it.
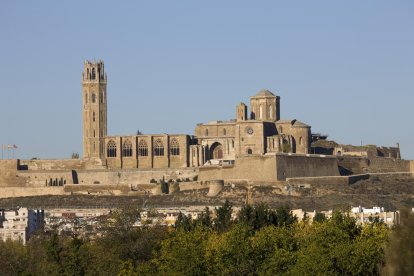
[92,93,96,103]
[122,139,133,157]
[93,112,95,122]
[154,139,164,156]
[107,140,117,157]
[247,148,253,154]
[223,128,227,136]
[91,68,96,80]
[170,138,180,156]
[205,129,209,136]
[138,140,148,156]
[259,105,263,119]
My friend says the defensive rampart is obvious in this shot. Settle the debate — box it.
[199,153,340,182]
[338,156,411,175]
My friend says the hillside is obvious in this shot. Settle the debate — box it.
[0,173,413,211]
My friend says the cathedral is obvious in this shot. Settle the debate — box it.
[82,60,311,169]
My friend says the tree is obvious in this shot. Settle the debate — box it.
[213,200,233,232]
[383,209,414,275]
[174,212,193,231]
[71,152,79,159]
[205,224,255,275]
[157,227,210,275]
[313,212,326,223]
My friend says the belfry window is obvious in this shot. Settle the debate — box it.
[91,68,96,80]
[122,139,133,157]
[170,138,180,156]
[154,139,164,156]
[138,140,148,156]
[92,93,96,103]
[107,140,117,157]
[100,92,104,103]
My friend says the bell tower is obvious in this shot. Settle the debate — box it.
[82,60,107,159]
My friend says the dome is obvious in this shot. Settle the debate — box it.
[255,89,275,97]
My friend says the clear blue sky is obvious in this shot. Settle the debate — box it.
[0,1,413,160]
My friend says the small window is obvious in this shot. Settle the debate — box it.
[100,91,104,103]
[85,93,88,103]
[223,129,227,136]
[247,148,253,154]
[93,112,95,122]
[92,93,96,103]
[205,129,209,136]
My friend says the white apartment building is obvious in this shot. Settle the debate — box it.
[0,207,44,245]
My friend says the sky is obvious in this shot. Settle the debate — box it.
[0,1,413,160]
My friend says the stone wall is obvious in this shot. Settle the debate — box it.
[338,156,410,175]
[17,171,73,187]
[0,160,25,187]
[19,159,87,171]
[0,187,66,198]
[199,153,339,182]
[275,154,340,180]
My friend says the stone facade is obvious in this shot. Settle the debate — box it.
[82,60,107,160]
[82,60,312,169]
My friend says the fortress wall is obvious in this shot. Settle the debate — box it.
[199,155,277,182]
[0,187,66,198]
[64,184,130,194]
[178,181,210,191]
[199,154,339,182]
[286,174,369,186]
[17,171,73,187]
[368,157,410,173]
[76,168,198,185]
[275,154,340,181]
[338,156,410,175]
[0,160,26,187]
[19,159,87,171]
[410,161,414,173]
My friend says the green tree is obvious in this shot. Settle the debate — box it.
[383,209,414,275]
[157,227,210,275]
[205,224,255,275]
[251,226,298,274]
[175,212,193,231]
[214,200,233,232]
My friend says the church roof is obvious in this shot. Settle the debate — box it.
[254,89,275,97]
[292,120,310,128]
[277,119,311,128]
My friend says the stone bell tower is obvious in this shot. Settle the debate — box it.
[82,60,107,159]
